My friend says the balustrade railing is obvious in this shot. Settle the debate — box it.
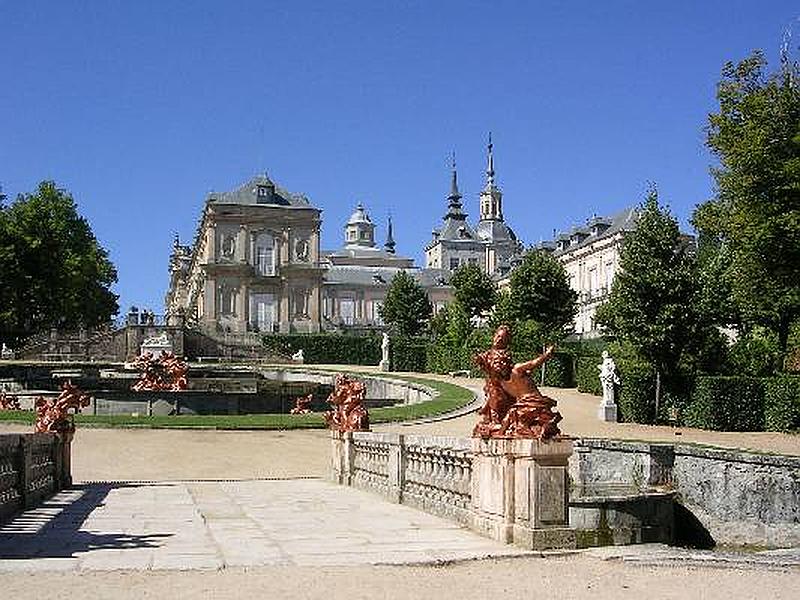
[0,433,72,522]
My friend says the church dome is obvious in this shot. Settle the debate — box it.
[347,203,372,225]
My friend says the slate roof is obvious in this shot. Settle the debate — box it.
[324,266,451,287]
[208,174,314,208]
[551,206,638,257]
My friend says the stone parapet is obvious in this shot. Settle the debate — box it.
[330,431,575,550]
[0,432,73,522]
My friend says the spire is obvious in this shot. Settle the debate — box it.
[449,151,461,201]
[485,132,495,189]
[384,215,396,254]
[444,151,466,220]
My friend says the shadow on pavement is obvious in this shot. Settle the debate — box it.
[0,483,172,559]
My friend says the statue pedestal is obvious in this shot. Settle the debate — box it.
[470,437,576,550]
[597,402,618,422]
[379,359,390,372]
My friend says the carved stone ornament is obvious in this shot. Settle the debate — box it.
[472,325,563,440]
[0,390,21,410]
[131,351,189,392]
[290,393,314,415]
[324,374,369,432]
[34,381,91,434]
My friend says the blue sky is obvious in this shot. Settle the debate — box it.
[1,1,796,314]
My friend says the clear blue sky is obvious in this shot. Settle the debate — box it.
[1,1,796,315]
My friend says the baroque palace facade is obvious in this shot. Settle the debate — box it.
[165,174,455,334]
[164,142,641,337]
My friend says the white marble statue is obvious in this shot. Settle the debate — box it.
[379,333,390,371]
[597,350,620,422]
[292,349,305,364]
[1,343,14,360]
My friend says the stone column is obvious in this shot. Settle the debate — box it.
[470,437,576,550]
[236,225,248,263]
[310,224,320,264]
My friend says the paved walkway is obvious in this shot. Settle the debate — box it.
[0,479,530,572]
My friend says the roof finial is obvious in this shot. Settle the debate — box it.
[486,132,495,188]
[449,150,461,201]
[384,214,396,254]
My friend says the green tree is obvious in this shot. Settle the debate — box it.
[695,50,800,353]
[595,189,699,416]
[505,249,577,340]
[0,181,118,344]
[449,263,498,319]
[379,270,432,337]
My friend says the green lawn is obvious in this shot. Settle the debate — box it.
[0,374,475,430]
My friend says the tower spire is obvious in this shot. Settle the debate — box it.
[448,151,461,204]
[485,132,495,189]
[384,214,396,254]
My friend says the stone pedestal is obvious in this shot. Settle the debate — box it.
[379,359,390,372]
[470,437,576,550]
[597,402,617,422]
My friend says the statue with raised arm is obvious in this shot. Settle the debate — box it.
[473,325,563,440]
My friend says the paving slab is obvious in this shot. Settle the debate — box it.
[0,479,532,571]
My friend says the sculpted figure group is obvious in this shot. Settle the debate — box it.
[473,325,563,440]
[130,351,188,392]
[34,380,91,434]
[324,374,369,432]
[290,393,314,415]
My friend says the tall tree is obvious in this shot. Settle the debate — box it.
[505,249,577,340]
[0,181,118,344]
[595,189,699,414]
[379,271,432,337]
[695,50,800,352]
[449,263,498,320]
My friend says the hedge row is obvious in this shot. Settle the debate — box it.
[575,355,603,395]
[389,338,428,372]
[764,376,800,432]
[684,375,800,432]
[262,333,381,365]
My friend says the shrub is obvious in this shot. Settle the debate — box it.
[684,376,765,431]
[389,337,428,372]
[764,376,800,432]
[541,351,575,388]
[617,360,656,424]
[262,333,381,365]
[575,355,603,395]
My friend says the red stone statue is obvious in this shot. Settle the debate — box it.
[131,351,188,392]
[290,393,314,415]
[0,390,21,410]
[473,325,563,440]
[34,381,91,434]
[324,374,369,432]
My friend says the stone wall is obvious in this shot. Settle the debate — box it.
[260,369,438,406]
[570,438,800,547]
[0,433,73,522]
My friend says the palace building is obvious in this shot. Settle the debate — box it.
[166,176,453,335]
[425,136,523,277]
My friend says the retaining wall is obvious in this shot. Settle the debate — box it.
[570,438,800,547]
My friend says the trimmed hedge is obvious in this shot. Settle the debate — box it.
[617,360,656,424]
[541,352,575,388]
[685,376,765,432]
[262,333,381,365]
[764,376,800,432]
[575,355,603,395]
[389,337,428,372]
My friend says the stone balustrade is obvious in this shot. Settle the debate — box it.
[331,431,575,550]
[0,433,73,522]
